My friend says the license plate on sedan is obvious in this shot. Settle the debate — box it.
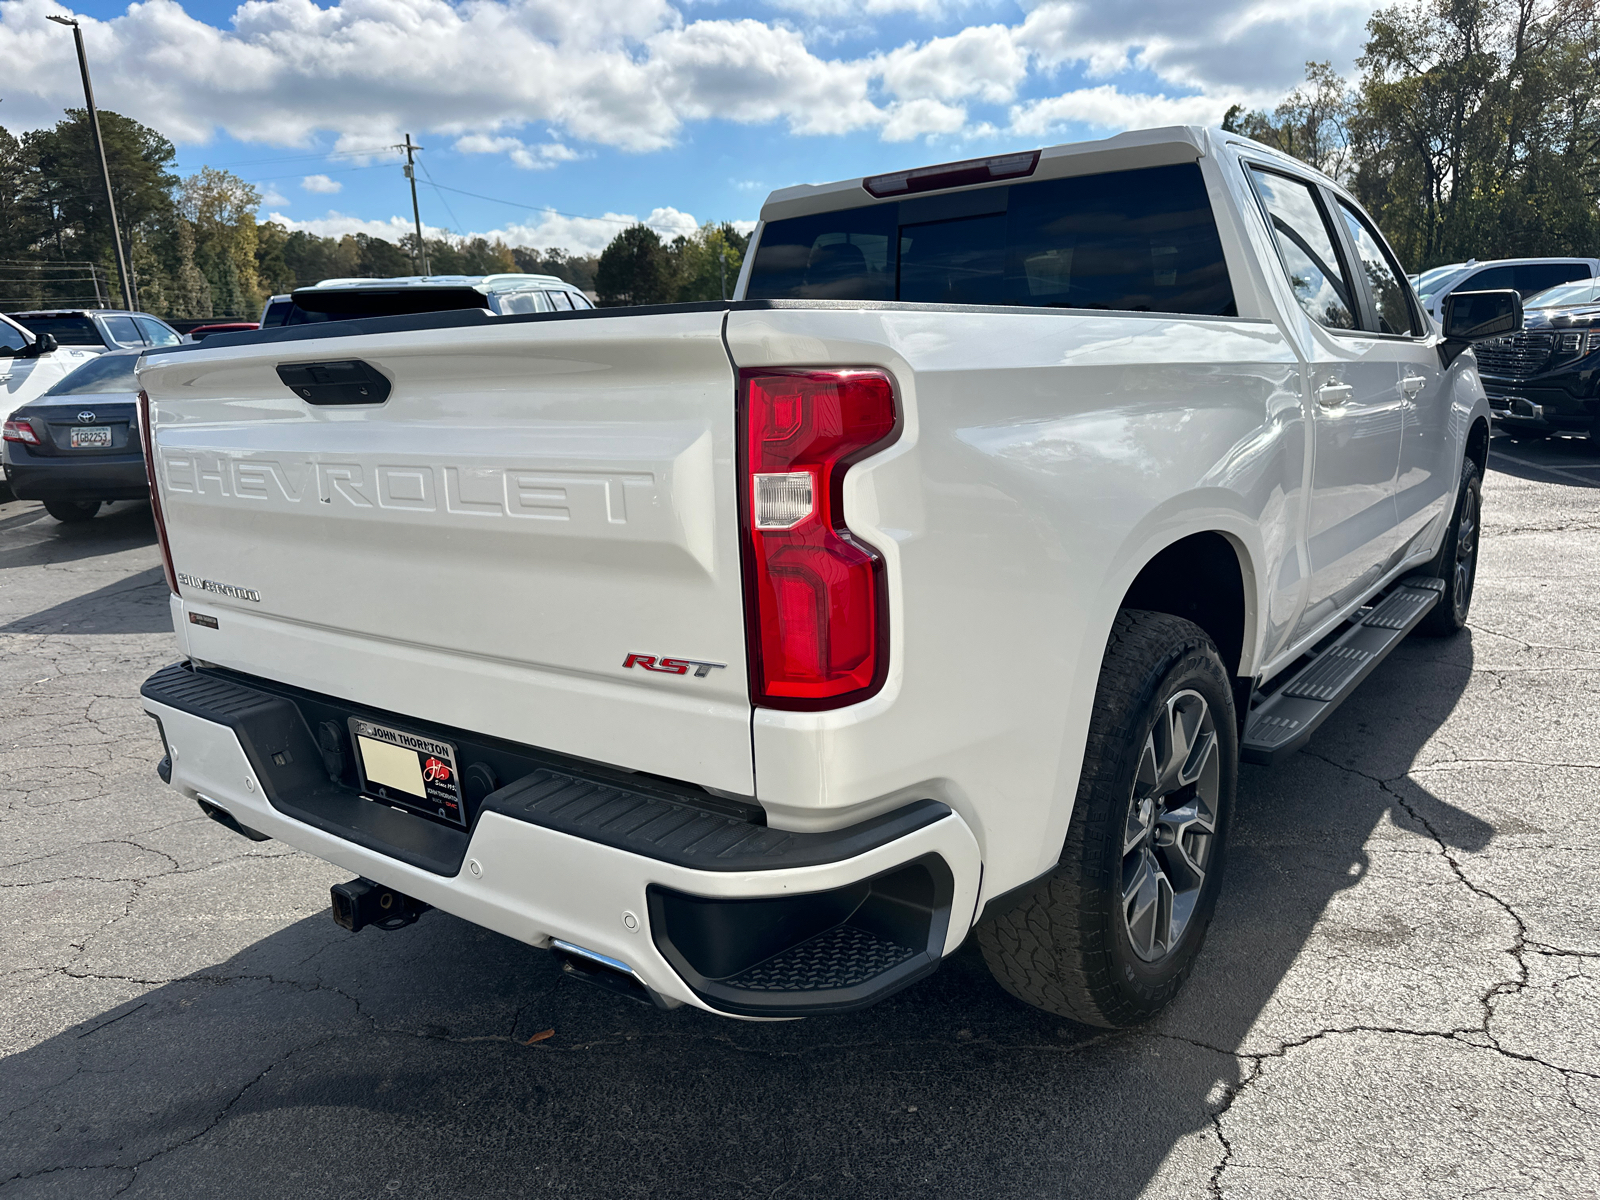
[348,718,466,826]
[70,426,111,448]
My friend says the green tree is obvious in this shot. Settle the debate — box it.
[511,246,600,292]
[1225,62,1354,181]
[181,167,262,315]
[24,109,180,306]
[595,224,673,306]
[670,222,750,302]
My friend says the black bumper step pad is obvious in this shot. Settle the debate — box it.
[483,770,947,872]
[143,661,949,877]
[1241,575,1444,765]
[723,924,918,992]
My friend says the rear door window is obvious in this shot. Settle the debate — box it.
[1335,200,1420,336]
[545,290,575,311]
[1461,266,1515,293]
[746,162,1235,315]
[1248,168,1357,330]
[100,315,144,346]
[135,317,182,346]
[1511,262,1590,297]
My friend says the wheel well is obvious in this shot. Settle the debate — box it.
[1120,533,1247,676]
[1466,417,1490,473]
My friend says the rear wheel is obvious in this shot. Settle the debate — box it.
[43,500,101,523]
[1415,457,1481,637]
[977,611,1237,1027]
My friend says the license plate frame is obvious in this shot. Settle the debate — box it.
[70,426,112,449]
[348,717,466,827]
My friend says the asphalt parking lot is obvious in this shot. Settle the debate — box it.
[3,433,1599,1199]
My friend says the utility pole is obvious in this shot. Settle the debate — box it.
[48,14,135,312]
[396,134,430,276]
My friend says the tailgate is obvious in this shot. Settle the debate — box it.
[137,310,753,794]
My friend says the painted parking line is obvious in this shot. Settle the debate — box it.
[1491,449,1600,485]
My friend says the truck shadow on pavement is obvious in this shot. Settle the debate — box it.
[0,639,1490,1199]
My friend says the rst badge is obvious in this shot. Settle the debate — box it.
[623,653,727,679]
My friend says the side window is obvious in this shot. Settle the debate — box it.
[1336,201,1419,336]
[497,291,553,315]
[1461,266,1514,293]
[135,317,182,346]
[0,320,27,354]
[545,290,575,311]
[1512,262,1589,297]
[1248,168,1357,330]
[569,292,593,309]
[100,315,143,346]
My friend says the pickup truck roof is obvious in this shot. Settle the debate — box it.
[757,125,1326,223]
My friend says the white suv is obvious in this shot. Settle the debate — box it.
[279,274,594,325]
[1413,257,1599,323]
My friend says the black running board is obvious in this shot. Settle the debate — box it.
[1241,575,1444,765]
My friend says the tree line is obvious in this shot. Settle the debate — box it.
[0,108,743,319]
[1226,0,1600,271]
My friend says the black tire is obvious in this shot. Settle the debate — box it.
[1414,456,1482,637]
[977,611,1237,1028]
[43,499,101,523]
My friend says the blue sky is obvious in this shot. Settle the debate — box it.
[0,0,1385,254]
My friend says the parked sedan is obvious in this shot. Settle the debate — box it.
[1,349,146,521]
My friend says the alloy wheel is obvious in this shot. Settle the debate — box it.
[1453,484,1479,622]
[1121,690,1220,963]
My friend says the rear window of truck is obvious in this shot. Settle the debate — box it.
[747,162,1236,316]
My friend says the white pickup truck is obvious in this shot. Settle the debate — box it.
[137,126,1516,1025]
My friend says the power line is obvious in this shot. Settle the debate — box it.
[420,180,685,231]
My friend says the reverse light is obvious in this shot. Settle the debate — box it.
[740,369,899,709]
[138,389,179,596]
[2,417,41,445]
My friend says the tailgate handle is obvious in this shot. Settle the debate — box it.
[276,360,391,405]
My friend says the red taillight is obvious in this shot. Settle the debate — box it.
[138,389,179,596]
[2,417,41,445]
[740,369,898,709]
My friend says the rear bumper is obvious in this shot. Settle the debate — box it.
[141,662,980,1018]
[0,447,149,501]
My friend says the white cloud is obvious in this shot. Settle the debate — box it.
[259,186,290,206]
[882,98,968,143]
[878,24,1028,105]
[0,0,1386,188]
[1008,86,1232,138]
[453,134,582,170]
[301,173,342,194]
[268,204,704,257]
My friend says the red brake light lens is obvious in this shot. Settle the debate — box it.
[2,417,41,445]
[740,369,898,709]
[138,389,179,596]
[863,149,1040,198]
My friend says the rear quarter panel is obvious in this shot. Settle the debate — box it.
[727,305,1304,897]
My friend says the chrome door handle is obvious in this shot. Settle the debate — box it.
[1317,381,1353,408]
[1401,373,1428,395]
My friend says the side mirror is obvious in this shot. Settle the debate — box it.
[1440,290,1521,366]
[20,333,58,358]
[1442,290,1522,341]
